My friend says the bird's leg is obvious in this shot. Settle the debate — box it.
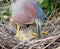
[15,24,20,37]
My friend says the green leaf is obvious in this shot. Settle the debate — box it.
[2,5,10,10]
[2,0,7,3]
[40,0,49,8]
[3,12,10,16]
[47,2,54,12]
[38,0,44,5]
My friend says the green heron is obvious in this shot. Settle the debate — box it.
[10,0,46,38]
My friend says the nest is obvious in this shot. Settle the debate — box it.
[0,14,60,49]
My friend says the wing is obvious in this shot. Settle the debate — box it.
[30,0,45,37]
[30,0,45,21]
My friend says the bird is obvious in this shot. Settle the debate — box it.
[10,0,45,38]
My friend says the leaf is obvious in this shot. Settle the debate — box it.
[48,2,54,12]
[38,0,44,5]
[2,5,10,10]
[3,12,10,16]
[40,0,49,8]
[2,0,7,3]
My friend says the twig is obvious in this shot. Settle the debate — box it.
[26,34,60,45]
[43,34,60,49]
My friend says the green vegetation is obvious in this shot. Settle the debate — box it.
[0,0,60,23]
[38,0,60,12]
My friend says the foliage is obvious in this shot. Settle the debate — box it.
[0,0,60,23]
[0,0,10,23]
[38,0,60,15]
